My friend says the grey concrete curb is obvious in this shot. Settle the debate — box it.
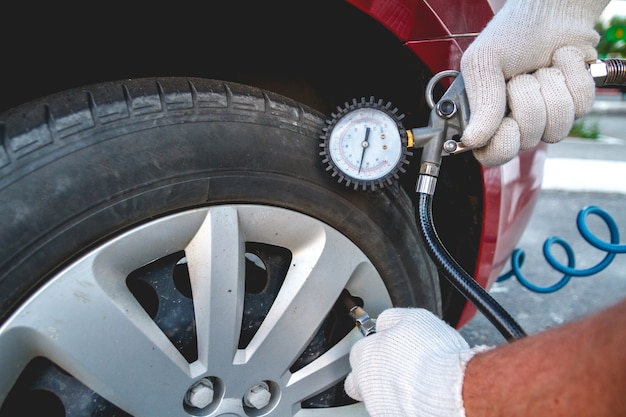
[590,98,626,116]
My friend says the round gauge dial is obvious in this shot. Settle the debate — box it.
[320,97,411,190]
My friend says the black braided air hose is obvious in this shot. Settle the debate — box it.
[417,192,527,342]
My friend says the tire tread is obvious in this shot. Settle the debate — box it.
[0,78,323,189]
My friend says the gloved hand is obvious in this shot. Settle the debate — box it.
[460,0,609,166]
[344,308,492,417]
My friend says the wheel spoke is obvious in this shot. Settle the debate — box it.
[7,256,192,415]
[242,230,359,374]
[285,330,360,404]
[0,327,35,402]
[186,206,245,371]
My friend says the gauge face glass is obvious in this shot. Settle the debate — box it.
[328,108,403,181]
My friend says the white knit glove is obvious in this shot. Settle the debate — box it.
[460,0,609,166]
[344,308,492,417]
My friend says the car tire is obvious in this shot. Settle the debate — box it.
[0,77,439,415]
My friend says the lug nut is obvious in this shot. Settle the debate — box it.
[185,378,214,409]
[243,381,272,409]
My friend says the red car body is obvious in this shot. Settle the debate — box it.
[347,0,547,326]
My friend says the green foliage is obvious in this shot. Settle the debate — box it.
[569,118,601,140]
[596,15,626,58]
[605,25,626,43]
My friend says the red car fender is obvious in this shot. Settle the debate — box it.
[347,0,547,327]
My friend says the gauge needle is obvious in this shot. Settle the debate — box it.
[358,127,371,174]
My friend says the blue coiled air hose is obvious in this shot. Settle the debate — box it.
[498,205,626,293]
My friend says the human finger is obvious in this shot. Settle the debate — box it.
[472,117,520,167]
[344,365,363,400]
[374,307,418,332]
[535,68,575,143]
[507,74,546,151]
[552,46,596,119]
[460,50,508,149]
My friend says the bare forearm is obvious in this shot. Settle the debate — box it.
[463,298,626,417]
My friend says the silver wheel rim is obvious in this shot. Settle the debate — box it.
[0,205,392,416]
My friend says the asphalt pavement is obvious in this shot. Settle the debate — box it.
[460,92,626,346]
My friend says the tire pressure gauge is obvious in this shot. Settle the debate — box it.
[320,97,412,191]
